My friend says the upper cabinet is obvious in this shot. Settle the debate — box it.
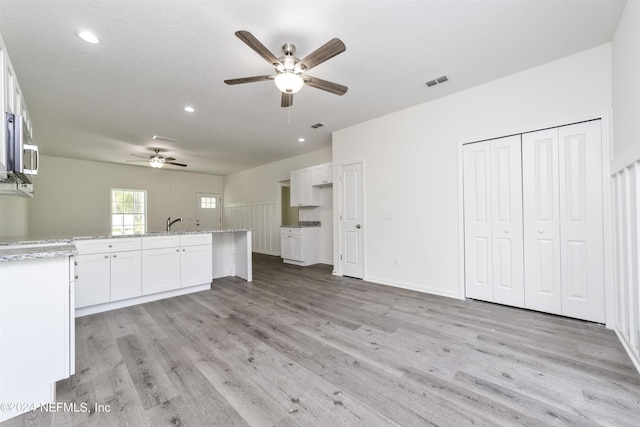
[0,41,7,180]
[290,168,320,207]
[0,32,34,194]
[311,162,333,186]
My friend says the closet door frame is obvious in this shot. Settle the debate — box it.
[457,111,614,327]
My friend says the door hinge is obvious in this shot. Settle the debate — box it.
[340,254,343,260]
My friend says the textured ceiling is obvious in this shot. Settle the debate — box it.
[0,0,627,175]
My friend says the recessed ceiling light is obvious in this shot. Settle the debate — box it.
[77,31,100,44]
[298,138,305,142]
[184,106,195,113]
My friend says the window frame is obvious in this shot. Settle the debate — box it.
[110,188,147,235]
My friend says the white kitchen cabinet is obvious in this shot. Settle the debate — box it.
[290,168,320,206]
[75,238,142,307]
[110,250,142,301]
[0,255,73,422]
[311,162,333,186]
[142,246,181,295]
[141,234,213,295]
[179,233,213,288]
[281,228,303,261]
[0,45,6,180]
[281,227,320,266]
[75,253,110,307]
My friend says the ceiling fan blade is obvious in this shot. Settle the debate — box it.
[164,157,176,161]
[224,75,274,85]
[130,153,150,159]
[281,92,293,108]
[166,162,187,167]
[126,159,150,162]
[297,38,346,72]
[235,30,281,66]
[304,76,348,95]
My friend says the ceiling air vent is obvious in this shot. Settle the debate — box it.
[310,122,325,129]
[425,75,448,88]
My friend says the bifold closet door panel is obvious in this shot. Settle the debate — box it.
[522,128,562,315]
[490,135,524,307]
[463,135,524,306]
[558,120,605,323]
[463,140,493,302]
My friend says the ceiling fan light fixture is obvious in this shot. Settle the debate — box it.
[149,158,164,168]
[275,72,304,94]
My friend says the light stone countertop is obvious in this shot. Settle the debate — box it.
[0,229,251,262]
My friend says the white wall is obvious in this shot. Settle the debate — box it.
[28,155,223,237]
[333,44,612,299]
[0,196,28,238]
[611,1,640,372]
[612,0,640,173]
[223,147,333,262]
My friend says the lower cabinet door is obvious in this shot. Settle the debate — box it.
[180,244,213,288]
[75,253,110,308]
[142,247,181,295]
[110,250,142,301]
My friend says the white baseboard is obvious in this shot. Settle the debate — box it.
[363,275,464,300]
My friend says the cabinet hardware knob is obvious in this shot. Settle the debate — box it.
[113,254,117,258]
[74,275,79,280]
[538,229,544,234]
[356,224,361,229]
[104,255,109,259]
[504,230,509,234]
[108,244,112,248]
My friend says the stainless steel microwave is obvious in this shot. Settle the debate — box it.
[5,112,38,184]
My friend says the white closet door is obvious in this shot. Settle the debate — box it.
[522,128,562,315]
[490,135,524,307]
[558,120,605,323]
[463,141,493,301]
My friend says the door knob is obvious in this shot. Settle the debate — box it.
[356,224,361,229]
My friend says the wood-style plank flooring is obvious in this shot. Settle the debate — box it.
[4,253,640,426]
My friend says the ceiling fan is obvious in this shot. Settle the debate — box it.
[224,30,348,107]
[127,149,187,168]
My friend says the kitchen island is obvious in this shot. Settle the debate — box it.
[0,241,76,423]
[71,229,252,316]
[0,229,251,422]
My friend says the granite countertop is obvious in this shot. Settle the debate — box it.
[281,221,321,228]
[0,229,251,263]
[0,243,77,263]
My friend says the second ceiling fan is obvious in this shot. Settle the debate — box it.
[224,30,348,107]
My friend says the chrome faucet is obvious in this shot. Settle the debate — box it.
[166,216,183,232]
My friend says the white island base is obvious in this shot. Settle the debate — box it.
[75,230,251,317]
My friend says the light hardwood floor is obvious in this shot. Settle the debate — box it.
[4,253,640,426]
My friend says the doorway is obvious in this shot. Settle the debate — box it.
[196,193,221,230]
[281,184,298,226]
[338,161,364,279]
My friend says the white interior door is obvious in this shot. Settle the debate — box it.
[340,162,364,279]
[558,120,605,323]
[523,128,562,315]
[490,135,524,307]
[196,193,221,231]
[463,141,493,301]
